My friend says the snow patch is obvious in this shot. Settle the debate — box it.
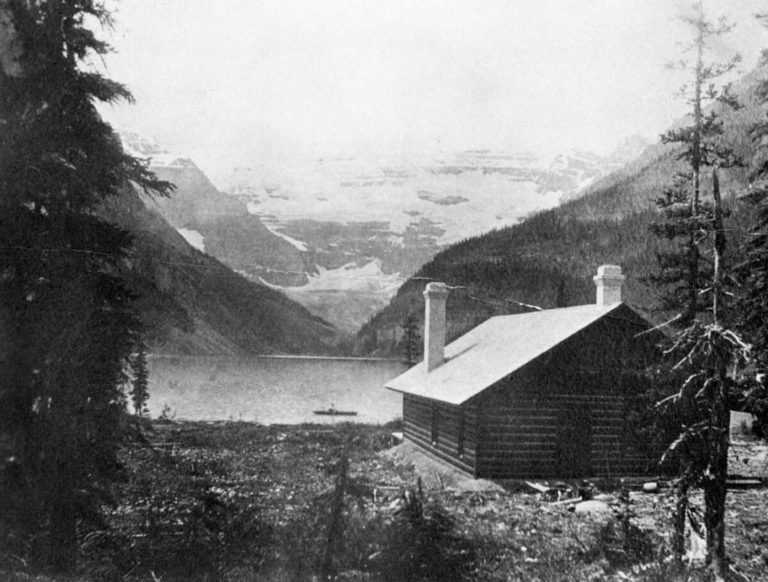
[118,131,196,169]
[263,223,308,251]
[178,228,205,252]
[301,260,403,295]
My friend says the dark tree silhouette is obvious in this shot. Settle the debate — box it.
[400,313,422,367]
[131,344,150,418]
[0,0,171,571]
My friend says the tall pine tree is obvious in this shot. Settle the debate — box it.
[0,0,171,571]
[649,3,749,579]
[131,343,150,418]
[400,313,422,367]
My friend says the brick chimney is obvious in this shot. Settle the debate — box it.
[593,265,625,306]
[423,282,449,372]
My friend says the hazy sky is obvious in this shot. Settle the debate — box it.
[99,0,768,184]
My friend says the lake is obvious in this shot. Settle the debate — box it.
[147,355,407,425]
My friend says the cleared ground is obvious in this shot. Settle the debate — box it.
[3,421,766,581]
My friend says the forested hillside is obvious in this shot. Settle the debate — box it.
[354,64,768,357]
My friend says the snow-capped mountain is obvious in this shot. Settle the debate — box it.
[120,130,198,170]
[226,137,649,246]
[120,131,310,287]
[121,131,649,332]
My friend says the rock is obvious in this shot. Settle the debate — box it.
[573,500,611,515]
[336,570,371,581]
[387,498,404,511]
[686,528,706,564]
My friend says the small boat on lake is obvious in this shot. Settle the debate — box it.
[313,405,358,417]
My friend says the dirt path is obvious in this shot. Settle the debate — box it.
[380,441,504,493]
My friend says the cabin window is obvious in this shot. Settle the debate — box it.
[457,408,465,457]
[431,404,439,446]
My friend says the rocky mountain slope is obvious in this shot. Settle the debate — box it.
[120,132,311,286]
[99,184,337,355]
[122,132,648,332]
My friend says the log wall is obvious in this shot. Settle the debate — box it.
[403,394,477,475]
[475,384,647,478]
[472,308,659,479]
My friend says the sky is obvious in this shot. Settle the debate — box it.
[99,0,768,185]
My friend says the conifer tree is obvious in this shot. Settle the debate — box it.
[0,0,171,571]
[400,313,422,367]
[737,23,768,438]
[649,3,749,579]
[131,344,150,417]
[649,3,741,326]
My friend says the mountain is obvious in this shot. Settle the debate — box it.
[98,184,338,356]
[226,138,648,330]
[120,132,311,287]
[226,138,649,249]
[352,67,768,357]
[120,133,648,334]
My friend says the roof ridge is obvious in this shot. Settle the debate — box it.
[491,301,622,320]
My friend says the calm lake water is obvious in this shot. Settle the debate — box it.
[147,356,407,425]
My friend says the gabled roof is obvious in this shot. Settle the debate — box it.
[386,302,634,405]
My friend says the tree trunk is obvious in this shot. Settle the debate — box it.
[704,458,728,581]
[321,452,348,579]
[672,480,689,568]
[686,1,705,326]
[712,169,726,322]
[705,168,729,582]
[704,395,729,582]
[686,232,700,324]
[50,470,76,572]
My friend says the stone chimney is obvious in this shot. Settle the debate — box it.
[423,282,449,372]
[593,265,625,306]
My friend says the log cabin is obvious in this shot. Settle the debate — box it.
[385,265,664,479]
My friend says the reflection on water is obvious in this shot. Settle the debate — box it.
[147,356,407,425]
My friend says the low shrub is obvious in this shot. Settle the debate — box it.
[373,491,476,582]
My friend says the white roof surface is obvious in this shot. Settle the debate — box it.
[385,302,624,405]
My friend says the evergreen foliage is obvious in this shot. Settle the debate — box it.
[739,187,768,369]
[376,490,476,582]
[0,0,171,571]
[399,313,422,367]
[130,344,150,417]
[648,0,742,326]
[646,4,748,579]
[647,172,715,322]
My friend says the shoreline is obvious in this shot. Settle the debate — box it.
[150,417,402,428]
[148,353,405,363]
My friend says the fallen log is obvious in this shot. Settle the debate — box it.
[726,478,764,490]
